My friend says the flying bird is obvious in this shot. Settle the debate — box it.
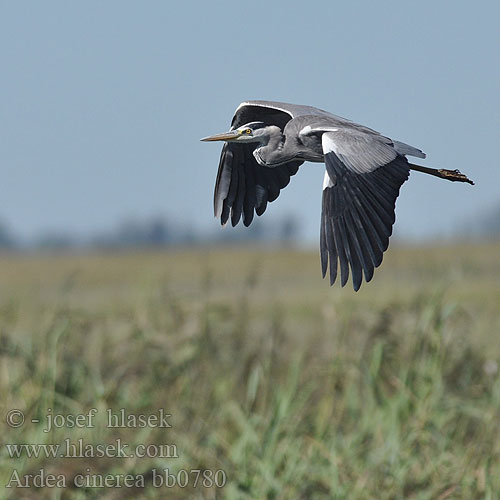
[201,101,474,291]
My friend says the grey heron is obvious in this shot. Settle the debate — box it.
[201,101,474,291]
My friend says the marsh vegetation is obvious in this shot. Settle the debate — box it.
[1,242,499,499]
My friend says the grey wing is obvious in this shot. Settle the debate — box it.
[245,102,427,162]
[234,100,335,124]
[301,119,425,173]
[214,102,304,227]
[320,132,410,291]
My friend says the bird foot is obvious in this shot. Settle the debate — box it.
[437,169,475,185]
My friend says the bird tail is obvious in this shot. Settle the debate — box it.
[393,140,426,159]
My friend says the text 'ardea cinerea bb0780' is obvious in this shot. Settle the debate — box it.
[201,100,474,291]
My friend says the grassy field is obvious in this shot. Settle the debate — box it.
[1,241,500,499]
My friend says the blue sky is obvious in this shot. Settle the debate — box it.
[1,1,499,243]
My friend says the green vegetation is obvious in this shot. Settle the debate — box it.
[1,242,500,499]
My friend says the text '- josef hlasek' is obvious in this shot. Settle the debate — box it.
[33,408,173,433]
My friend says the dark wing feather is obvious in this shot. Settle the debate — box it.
[214,142,301,226]
[214,103,303,226]
[321,151,409,291]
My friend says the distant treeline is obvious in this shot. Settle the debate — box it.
[1,200,499,251]
[0,214,301,251]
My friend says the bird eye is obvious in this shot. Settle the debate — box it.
[245,129,252,134]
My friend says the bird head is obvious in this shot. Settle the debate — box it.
[201,122,269,143]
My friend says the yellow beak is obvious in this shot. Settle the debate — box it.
[200,130,240,142]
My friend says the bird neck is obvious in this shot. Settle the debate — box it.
[253,126,293,167]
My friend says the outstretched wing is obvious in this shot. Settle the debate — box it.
[214,102,303,227]
[320,131,410,291]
